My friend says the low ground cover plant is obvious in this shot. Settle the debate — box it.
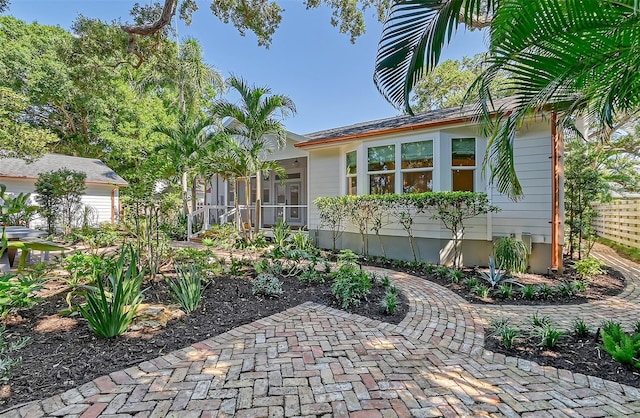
[251,273,284,297]
[600,321,640,368]
[0,325,30,383]
[573,257,604,280]
[0,273,42,319]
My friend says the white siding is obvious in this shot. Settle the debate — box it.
[305,118,553,244]
[308,148,341,229]
[0,178,117,227]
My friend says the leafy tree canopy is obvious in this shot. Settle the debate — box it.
[412,53,507,111]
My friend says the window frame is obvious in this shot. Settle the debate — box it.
[451,137,477,192]
[345,150,358,195]
[400,139,434,194]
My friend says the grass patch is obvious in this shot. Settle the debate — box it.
[597,237,640,264]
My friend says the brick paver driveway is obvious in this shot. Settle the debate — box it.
[3,244,640,417]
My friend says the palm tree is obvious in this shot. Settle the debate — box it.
[202,135,286,239]
[139,38,224,115]
[154,114,219,214]
[374,0,640,199]
[211,76,296,235]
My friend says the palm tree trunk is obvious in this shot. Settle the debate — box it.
[181,171,189,215]
[244,178,252,240]
[191,175,197,213]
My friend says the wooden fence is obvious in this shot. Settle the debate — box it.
[592,198,640,249]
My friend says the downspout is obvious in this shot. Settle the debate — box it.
[110,186,118,224]
[551,113,564,272]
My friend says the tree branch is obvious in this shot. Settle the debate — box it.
[121,0,177,36]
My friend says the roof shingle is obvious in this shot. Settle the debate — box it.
[0,154,128,185]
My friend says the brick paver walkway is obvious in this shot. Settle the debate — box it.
[475,243,640,331]
[3,243,640,417]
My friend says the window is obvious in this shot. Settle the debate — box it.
[346,151,357,195]
[452,138,476,191]
[401,140,433,193]
[368,145,395,194]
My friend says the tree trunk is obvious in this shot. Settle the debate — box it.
[191,175,197,213]
[181,171,189,215]
[244,177,252,240]
[255,172,262,236]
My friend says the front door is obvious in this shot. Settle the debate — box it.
[275,180,303,226]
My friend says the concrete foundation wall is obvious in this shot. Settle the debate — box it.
[311,230,552,273]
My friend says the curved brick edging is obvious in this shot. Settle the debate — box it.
[474,243,640,330]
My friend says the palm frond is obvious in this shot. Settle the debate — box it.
[374,0,491,113]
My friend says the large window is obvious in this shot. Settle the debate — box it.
[346,151,357,195]
[452,138,476,191]
[368,145,395,194]
[401,140,433,193]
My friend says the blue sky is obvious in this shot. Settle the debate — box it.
[7,0,488,134]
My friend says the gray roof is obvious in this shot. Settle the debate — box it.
[0,154,128,186]
[302,98,516,144]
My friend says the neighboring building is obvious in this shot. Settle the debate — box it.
[0,153,128,226]
[200,101,563,273]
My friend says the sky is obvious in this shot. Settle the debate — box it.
[6,0,488,134]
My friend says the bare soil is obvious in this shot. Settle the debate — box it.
[486,331,640,388]
[1,274,407,410]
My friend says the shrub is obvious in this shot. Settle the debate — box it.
[0,326,30,383]
[473,284,490,298]
[494,237,529,273]
[498,284,513,299]
[536,284,555,299]
[435,266,450,278]
[573,257,604,280]
[556,281,578,297]
[79,246,144,338]
[447,269,463,283]
[298,266,325,284]
[573,318,591,338]
[331,269,372,309]
[600,321,640,367]
[490,319,519,349]
[64,252,114,288]
[521,284,537,300]
[0,273,42,319]
[535,324,564,349]
[34,168,86,235]
[531,312,551,328]
[166,265,205,313]
[463,277,478,289]
[251,273,284,297]
[380,290,398,314]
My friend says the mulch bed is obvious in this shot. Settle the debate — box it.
[1,274,407,410]
[486,331,640,388]
[362,258,625,305]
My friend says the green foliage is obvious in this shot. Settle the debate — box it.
[493,237,528,274]
[314,196,348,251]
[498,284,513,299]
[251,273,283,298]
[472,284,490,298]
[531,313,551,328]
[64,252,114,288]
[34,168,86,235]
[435,266,451,278]
[380,289,398,314]
[447,269,463,283]
[597,237,640,264]
[165,264,205,313]
[521,284,537,300]
[0,184,38,227]
[330,251,372,309]
[600,321,640,367]
[79,224,122,248]
[534,324,564,349]
[573,257,604,280]
[0,273,42,318]
[298,266,325,284]
[573,319,591,338]
[0,325,30,383]
[478,257,520,289]
[536,284,555,299]
[463,277,478,290]
[79,246,144,338]
[412,53,510,111]
[490,319,519,349]
[556,281,581,297]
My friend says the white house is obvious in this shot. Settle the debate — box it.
[199,101,564,273]
[0,153,128,226]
